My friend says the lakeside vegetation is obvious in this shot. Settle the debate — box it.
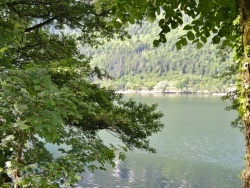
[0,2,164,187]
[82,21,235,93]
[1,0,246,187]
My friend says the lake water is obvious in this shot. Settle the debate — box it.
[76,94,245,187]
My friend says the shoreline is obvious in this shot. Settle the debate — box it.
[115,90,227,96]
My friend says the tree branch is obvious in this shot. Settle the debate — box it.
[25,16,58,33]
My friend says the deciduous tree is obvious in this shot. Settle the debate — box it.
[0,1,164,187]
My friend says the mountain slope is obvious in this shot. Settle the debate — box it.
[81,21,235,92]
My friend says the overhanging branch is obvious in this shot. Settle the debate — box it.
[25,16,57,32]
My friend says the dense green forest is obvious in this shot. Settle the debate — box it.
[81,21,235,93]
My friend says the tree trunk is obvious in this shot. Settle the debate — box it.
[239,0,250,187]
[13,133,25,188]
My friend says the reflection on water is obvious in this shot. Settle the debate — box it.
[79,152,242,188]
[113,159,126,180]
[73,94,244,187]
[113,159,135,184]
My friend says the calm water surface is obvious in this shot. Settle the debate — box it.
[81,94,244,187]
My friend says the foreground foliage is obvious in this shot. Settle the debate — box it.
[0,1,164,187]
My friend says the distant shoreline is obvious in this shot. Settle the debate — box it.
[115,90,227,96]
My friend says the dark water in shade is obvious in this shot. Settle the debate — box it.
[65,94,246,187]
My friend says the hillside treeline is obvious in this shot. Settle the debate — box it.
[81,21,235,93]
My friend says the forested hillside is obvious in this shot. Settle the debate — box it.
[81,21,235,93]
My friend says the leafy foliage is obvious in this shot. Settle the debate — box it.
[94,0,239,49]
[0,0,164,187]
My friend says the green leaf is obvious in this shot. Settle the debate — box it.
[34,85,41,91]
[162,25,170,33]
[74,175,81,181]
[13,121,30,130]
[153,0,161,7]
[187,31,195,41]
[129,18,135,24]
[88,165,98,173]
[196,42,203,49]
[170,20,178,29]
[113,21,122,29]
[194,39,201,44]
[0,46,8,58]
[19,124,30,130]
[176,40,182,50]
[153,40,160,47]
[156,7,161,15]
[124,22,129,28]
[204,31,210,37]
[193,25,199,33]
[181,38,187,46]
[212,28,218,33]
[147,6,156,22]
[222,39,231,46]
[160,34,167,43]
[51,183,60,188]
[93,0,102,12]
[176,17,183,25]
[200,36,207,43]
[119,152,126,160]
[99,166,106,170]
[212,36,220,44]
[163,5,174,17]
[158,19,165,27]
[170,0,178,9]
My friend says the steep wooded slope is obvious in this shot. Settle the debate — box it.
[82,21,234,92]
